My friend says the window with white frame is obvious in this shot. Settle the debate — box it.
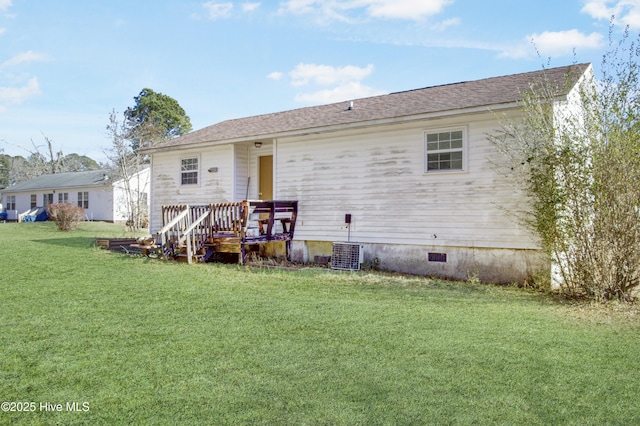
[6,195,16,210]
[43,193,53,206]
[31,194,37,208]
[425,128,465,172]
[58,192,69,203]
[77,192,89,209]
[181,157,199,185]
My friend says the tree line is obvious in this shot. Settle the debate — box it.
[1,87,192,231]
[0,87,191,190]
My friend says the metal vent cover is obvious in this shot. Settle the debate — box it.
[331,242,364,271]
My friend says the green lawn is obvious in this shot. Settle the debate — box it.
[1,221,639,425]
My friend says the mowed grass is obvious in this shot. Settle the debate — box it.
[1,222,639,425]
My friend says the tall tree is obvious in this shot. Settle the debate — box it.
[0,153,9,189]
[60,153,101,172]
[124,88,192,150]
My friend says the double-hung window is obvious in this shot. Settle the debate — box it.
[6,195,16,211]
[58,192,68,203]
[30,194,37,208]
[78,192,89,209]
[43,193,54,207]
[181,157,199,185]
[425,128,465,172]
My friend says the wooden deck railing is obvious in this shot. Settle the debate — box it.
[159,202,248,263]
[181,208,213,262]
[211,202,247,235]
[158,205,190,259]
[159,200,297,265]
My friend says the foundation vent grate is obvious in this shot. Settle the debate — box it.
[428,252,447,263]
[331,242,364,271]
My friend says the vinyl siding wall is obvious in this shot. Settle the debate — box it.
[149,145,234,232]
[147,111,543,282]
[2,186,114,221]
[275,112,535,250]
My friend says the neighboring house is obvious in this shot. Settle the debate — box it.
[1,168,150,223]
[111,167,151,224]
[142,63,592,283]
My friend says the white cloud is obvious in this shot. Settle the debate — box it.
[430,17,460,31]
[289,63,375,86]
[242,2,261,12]
[0,0,12,12]
[278,0,452,22]
[1,51,51,68]
[294,81,385,104]
[366,0,453,20]
[0,77,40,108]
[202,2,233,20]
[582,0,640,29]
[500,29,605,58]
[279,0,319,15]
[278,63,383,104]
[531,29,605,56]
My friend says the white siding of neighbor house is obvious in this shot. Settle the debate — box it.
[150,145,235,232]
[82,187,114,221]
[274,111,535,250]
[112,168,151,222]
[4,187,114,221]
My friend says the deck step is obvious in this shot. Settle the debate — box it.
[174,253,206,263]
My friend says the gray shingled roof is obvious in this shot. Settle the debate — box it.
[3,170,112,193]
[147,63,591,151]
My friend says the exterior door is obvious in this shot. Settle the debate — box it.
[259,155,273,200]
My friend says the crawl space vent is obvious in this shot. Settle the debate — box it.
[428,252,447,263]
[331,242,364,271]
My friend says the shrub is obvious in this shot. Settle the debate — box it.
[47,203,85,231]
[491,27,640,302]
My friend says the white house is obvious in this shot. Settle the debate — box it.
[1,168,150,223]
[142,63,592,283]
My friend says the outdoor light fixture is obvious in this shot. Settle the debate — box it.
[254,142,262,148]
[208,167,218,173]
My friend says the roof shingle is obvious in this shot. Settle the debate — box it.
[3,170,112,193]
[148,63,591,151]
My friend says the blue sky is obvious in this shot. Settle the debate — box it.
[1,0,637,163]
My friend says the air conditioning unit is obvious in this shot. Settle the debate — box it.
[331,242,364,271]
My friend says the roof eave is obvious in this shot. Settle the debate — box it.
[2,183,110,193]
[143,101,524,154]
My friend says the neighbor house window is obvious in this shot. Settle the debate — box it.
[43,193,54,206]
[6,195,16,211]
[425,128,465,172]
[78,192,89,209]
[58,192,68,203]
[181,157,199,185]
[30,194,37,208]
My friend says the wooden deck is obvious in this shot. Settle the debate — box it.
[158,200,297,264]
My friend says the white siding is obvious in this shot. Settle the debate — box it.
[275,112,535,250]
[149,146,234,232]
[4,187,114,221]
[148,112,536,250]
[81,187,114,221]
[234,144,250,201]
[112,168,150,222]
